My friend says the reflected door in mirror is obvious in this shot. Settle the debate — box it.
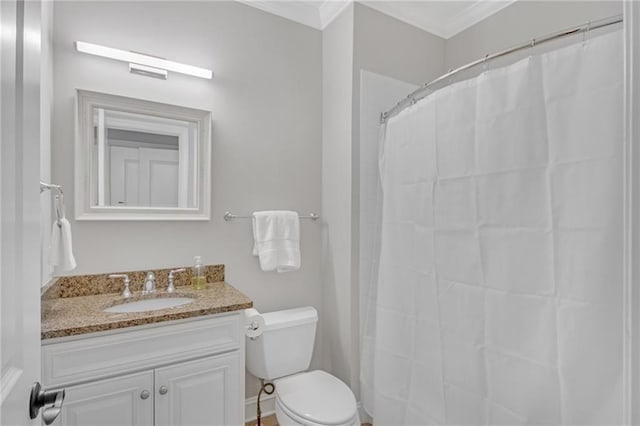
[110,145,179,207]
[93,108,197,209]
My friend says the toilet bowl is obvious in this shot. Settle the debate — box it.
[245,307,360,426]
[274,371,360,426]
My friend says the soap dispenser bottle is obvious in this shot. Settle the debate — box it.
[191,256,206,290]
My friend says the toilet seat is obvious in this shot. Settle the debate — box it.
[274,370,358,426]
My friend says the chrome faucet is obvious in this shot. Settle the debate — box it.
[167,268,186,293]
[108,274,132,298]
[142,271,156,294]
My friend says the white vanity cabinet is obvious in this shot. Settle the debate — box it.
[155,352,240,426]
[42,313,244,426]
[54,370,154,426]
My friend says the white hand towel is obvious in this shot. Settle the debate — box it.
[252,210,300,272]
[49,195,76,271]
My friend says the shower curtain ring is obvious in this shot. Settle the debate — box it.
[482,54,490,70]
[583,21,591,44]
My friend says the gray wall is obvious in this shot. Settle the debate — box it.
[321,3,355,387]
[320,3,447,396]
[354,3,446,88]
[52,0,323,399]
[350,2,446,397]
[445,1,622,71]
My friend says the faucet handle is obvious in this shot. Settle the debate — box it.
[109,274,132,298]
[167,268,186,293]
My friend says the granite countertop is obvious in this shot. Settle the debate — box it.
[41,281,253,340]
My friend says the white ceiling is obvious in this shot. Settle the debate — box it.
[237,0,517,39]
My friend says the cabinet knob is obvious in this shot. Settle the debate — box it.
[159,385,168,395]
[140,390,150,400]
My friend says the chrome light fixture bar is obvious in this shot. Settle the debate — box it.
[75,41,213,80]
[129,63,168,80]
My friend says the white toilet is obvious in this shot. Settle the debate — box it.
[246,307,360,426]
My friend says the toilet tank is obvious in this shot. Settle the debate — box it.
[246,307,318,380]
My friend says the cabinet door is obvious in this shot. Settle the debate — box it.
[53,371,154,426]
[155,352,242,426]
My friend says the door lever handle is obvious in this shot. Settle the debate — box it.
[42,390,65,425]
[29,382,65,425]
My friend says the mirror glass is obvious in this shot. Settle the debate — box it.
[92,109,197,208]
[76,90,211,221]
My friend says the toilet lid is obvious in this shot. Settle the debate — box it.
[275,371,357,425]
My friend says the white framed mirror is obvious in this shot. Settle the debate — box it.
[75,90,211,221]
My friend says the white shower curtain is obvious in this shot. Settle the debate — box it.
[362,30,623,425]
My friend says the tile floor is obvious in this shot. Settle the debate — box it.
[245,415,278,426]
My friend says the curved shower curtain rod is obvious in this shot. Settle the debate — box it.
[381,14,623,124]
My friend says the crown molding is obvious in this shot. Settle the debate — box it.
[444,0,517,39]
[238,0,517,38]
[236,0,324,29]
[359,1,449,38]
[358,0,517,39]
[319,1,352,29]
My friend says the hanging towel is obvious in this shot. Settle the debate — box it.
[252,210,300,272]
[49,194,77,271]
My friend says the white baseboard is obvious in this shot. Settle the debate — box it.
[245,393,276,423]
[246,396,371,424]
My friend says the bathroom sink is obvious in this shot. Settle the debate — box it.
[104,297,195,313]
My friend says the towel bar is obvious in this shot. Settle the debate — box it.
[224,211,319,221]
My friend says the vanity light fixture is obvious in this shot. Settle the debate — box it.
[129,63,168,80]
[75,41,213,80]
